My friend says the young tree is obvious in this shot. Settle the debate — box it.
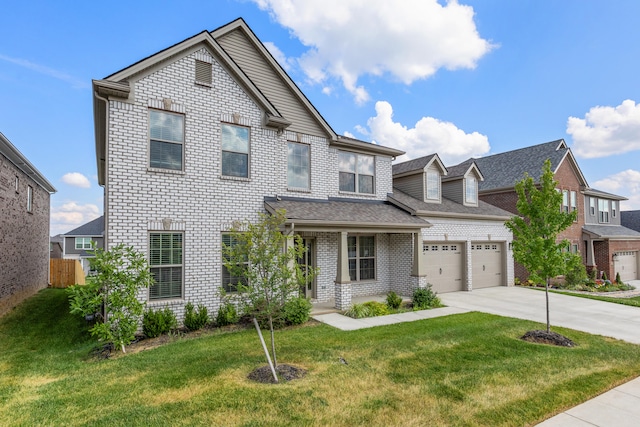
[505,159,577,332]
[223,209,316,374]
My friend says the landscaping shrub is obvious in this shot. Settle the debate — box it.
[562,253,588,289]
[215,301,239,327]
[143,307,177,338]
[183,302,209,331]
[386,291,402,310]
[412,285,442,310]
[616,272,622,285]
[602,271,608,281]
[344,303,372,319]
[283,297,312,326]
[363,301,390,316]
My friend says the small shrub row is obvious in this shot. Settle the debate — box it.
[412,285,442,310]
[143,307,177,338]
[184,302,209,331]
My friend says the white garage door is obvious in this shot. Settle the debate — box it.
[423,242,464,293]
[615,251,638,282]
[471,242,504,289]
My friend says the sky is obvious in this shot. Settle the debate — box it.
[2,0,640,236]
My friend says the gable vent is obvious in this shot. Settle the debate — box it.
[195,60,212,85]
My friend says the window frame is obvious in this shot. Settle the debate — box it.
[347,235,376,282]
[465,176,477,204]
[221,233,248,293]
[598,199,610,223]
[338,151,375,194]
[612,201,617,218]
[561,190,569,213]
[149,232,184,300]
[287,141,311,190]
[425,170,440,201]
[590,198,596,216]
[221,123,251,178]
[75,237,93,250]
[149,109,185,171]
[26,185,33,212]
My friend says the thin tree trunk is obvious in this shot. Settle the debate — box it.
[253,317,278,383]
[545,277,551,333]
[268,316,278,368]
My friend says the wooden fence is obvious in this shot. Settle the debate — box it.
[50,259,85,288]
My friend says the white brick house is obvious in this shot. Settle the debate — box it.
[92,19,513,320]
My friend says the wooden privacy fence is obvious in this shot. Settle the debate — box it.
[50,259,85,288]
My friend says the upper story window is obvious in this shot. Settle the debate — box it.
[26,185,33,212]
[426,170,440,200]
[149,110,184,171]
[612,201,617,218]
[14,176,19,193]
[338,151,374,194]
[75,237,92,250]
[149,233,183,300]
[570,191,577,212]
[598,199,610,223]
[465,176,477,204]
[287,142,310,189]
[562,190,569,213]
[221,123,250,178]
[590,198,596,216]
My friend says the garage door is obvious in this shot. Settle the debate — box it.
[423,242,464,293]
[471,242,503,289]
[615,251,638,282]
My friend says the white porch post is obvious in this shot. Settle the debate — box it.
[334,231,352,310]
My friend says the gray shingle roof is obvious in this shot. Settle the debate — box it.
[582,224,640,239]
[621,210,640,233]
[389,189,513,220]
[467,139,569,192]
[392,154,439,176]
[64,215,104,236]
[264,197,428,228]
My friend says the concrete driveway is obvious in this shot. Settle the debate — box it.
[440,286,640,344]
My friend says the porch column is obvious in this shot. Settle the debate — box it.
[586,237,596,269]
[334,231,352,310]
[411,232,426,277]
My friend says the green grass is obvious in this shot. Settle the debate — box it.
[2,289,640,426]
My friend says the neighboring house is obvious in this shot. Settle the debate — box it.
[92,18,438,319]
[389,154,515,294]
[471,139,640,282]
[622,210,640,233]
[50,234,63,259]
[62,215,104,274]
[0,132,56,317]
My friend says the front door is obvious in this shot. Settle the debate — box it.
[297,238,316,298]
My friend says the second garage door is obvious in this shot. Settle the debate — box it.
[614,251,638,282]
[471,242,504,289]
[423,242,464,293]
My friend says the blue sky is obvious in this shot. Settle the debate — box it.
[2,0,640,235]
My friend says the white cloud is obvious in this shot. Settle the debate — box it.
[263,41,292,71]
[365,101,490,164]
[253,0,494,104]
[593,169,640,210]
[61,172,91,188]
[567,99,640,158]
[342,131,355,138]
[0,53,89,89]
[50,202,100,235]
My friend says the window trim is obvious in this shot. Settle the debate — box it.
[425,170,440,201]
[75,237,93,250]
[590,198,596,216]
[465,175,478,205]
[338,151,376,195]
[26,185,33,213]
[149,109,185,171]
[347,234,376,282]
[221,122,251,179]
[598,199,610,224]
[287,141,311,190]
[612,201,617,218]
[148,232,184,300]
[561,190,569,213]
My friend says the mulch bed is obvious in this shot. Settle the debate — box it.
[521,330,576,347]
[247,364,307,384]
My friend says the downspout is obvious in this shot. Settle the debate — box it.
[94,90,109,250]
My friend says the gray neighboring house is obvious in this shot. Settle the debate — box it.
[50,234,64,259]
[622,210,640,233]
[62,215,104,274]
[0,132,56,317]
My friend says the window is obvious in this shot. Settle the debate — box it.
[287,142,310,189]
[347,235,375,281]
[598,199,610,223]
[149,110,184,170]
[14,176,19,193]
[221,234,247,292]
[426,171,440,200]
[26,186,33,212]
[570,191,577,212]
[612,201,617,218]
[75,237,92,250]
[590,198,596,216]
[465,176,477,204]
[572,244,579,254]
[149,233,183,299]
[221,123,250,178]
[338,152,374,194]
[562,190,569,213]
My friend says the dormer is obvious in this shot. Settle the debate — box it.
[442,160,484,207]
[392,154,447,203]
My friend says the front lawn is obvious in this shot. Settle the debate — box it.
[2,289,640,426]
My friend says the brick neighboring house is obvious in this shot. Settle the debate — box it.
[92,18,438,319]
[389,154,515,294]
[0,132,56,317]
[469,139,640,282]
[62,215,104,274]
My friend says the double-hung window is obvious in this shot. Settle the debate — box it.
[149,233,183,300]
[221,234,248,292]
[75,237,92,250]
[598,199,610,223]
[287,142,310,189]
[426,171,440,200]
[149,110,184,171]
[338,152,374,194]
[562,190,569,213]
[465,176,477,204]
[347,235,375,281]
[590,198,596,216]
[221,123,250,178]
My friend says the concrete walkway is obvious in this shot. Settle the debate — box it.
[313,306,469,330]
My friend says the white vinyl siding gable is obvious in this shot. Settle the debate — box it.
[392,173,424,201]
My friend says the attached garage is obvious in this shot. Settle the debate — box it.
[423,242,464,292]
[614,251,638,282]
[471,242,504,289]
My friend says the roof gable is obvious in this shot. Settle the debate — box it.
[64,215,104,236]
[392,153,447,177]
[443,160,484,182]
